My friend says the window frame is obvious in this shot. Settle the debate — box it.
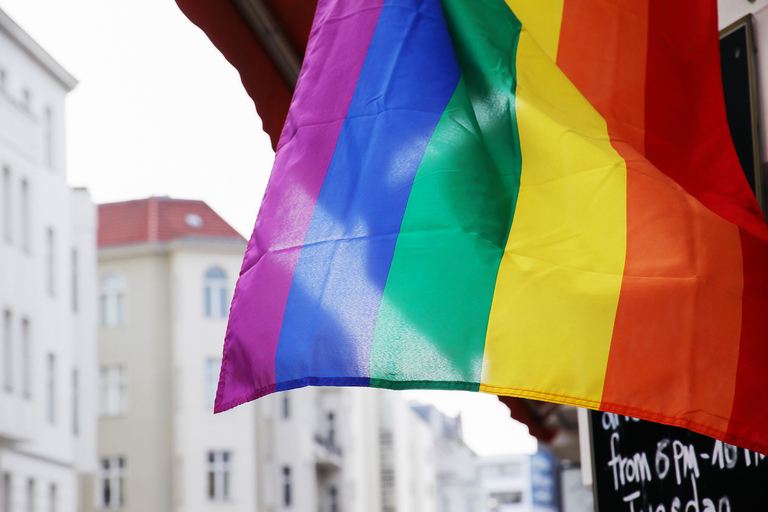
[99,457,126,509]
[99,274,126,327]
[3,310,12,393]
[99,365,127,417]
[207,451,232,502]
[45,228,55,297]
[20,179,29,253]
[204,358,221,410]
[46,353,55,424]
[203,267,228,318]
[282,466,291,507]
[21,317,30,399]
[3,166,11,244]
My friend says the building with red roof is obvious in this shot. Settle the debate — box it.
[93,197,255,512]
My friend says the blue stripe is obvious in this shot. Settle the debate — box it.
[274,0,461,383]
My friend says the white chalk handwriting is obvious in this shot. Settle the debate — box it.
[597,413,765,512]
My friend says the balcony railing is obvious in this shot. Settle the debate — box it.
[314,433,342,457]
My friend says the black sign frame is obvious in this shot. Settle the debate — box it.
[720,15,764,213]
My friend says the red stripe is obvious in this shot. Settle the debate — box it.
[175,0,294,150]
[644,0,767,239]
[725,229,768,453]
[644,0,768,454]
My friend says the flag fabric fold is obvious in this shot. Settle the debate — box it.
[218,0,768,455]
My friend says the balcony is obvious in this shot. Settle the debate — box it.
[0,391,34,445]
[314,432,342,470]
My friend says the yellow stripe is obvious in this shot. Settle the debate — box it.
[480,10,627,404]
[504,0,564,61]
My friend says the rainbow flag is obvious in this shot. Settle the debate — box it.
[218,0,768,454]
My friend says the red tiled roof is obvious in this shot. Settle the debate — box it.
[98,197,245,248]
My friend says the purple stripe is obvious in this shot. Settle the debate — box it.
[215,0,385,412]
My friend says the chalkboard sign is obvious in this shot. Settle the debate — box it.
[590,410,767,512]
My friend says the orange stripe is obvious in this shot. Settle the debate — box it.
[557,0,647,155]
[557,0,743,435]
[603,168,742,436]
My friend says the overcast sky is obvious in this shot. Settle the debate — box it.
[0,0,536,455]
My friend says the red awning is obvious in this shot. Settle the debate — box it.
[175,0,317,149]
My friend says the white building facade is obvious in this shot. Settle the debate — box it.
[93,197,257,512]
[411,405,478,512]
[0,7,98,512]
[256,386,444,512]
[256,386,381,512]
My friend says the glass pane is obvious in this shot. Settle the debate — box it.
[208,471,215,499]
[104,478,111,507]
[116,294,124,325]
[204,267,226,279]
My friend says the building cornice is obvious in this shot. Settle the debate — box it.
[0,7,78,91]
[98,237,247,262]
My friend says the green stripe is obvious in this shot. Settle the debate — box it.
[369,0,523,386]
[369,379,482,392]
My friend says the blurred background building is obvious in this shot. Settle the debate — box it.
[0,8,97,512]
[91,196,256,512]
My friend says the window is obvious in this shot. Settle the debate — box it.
[48,484,55,512]
[21,88,30,111]
[204,267,228,318]
[3,167,11,243]
[20,180,29,252]
[47,353,55,423]
[71,249,78,312]
[21,317,30,398]
[328,486,338,512]
[327,413,335,446]
[185,213,203,228]
[500,461,522,476]
[3,310,11,392]
[282,466,291,507]
[72,369,79,436]
[100,457,125,509]
[48,484,59,512]
[0,69,5,92]
[282,394,290,419]
[46,228,55,296]
[26,479,34,512]
[481,461,522,479]
[2,473,11,512]
[381,468,394,489]
[44,108,53,169]
[99,365,127,417]
[204,358,221,409]
[490,491,523,505]
[207,451,231,501]
[99,274,125,327]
